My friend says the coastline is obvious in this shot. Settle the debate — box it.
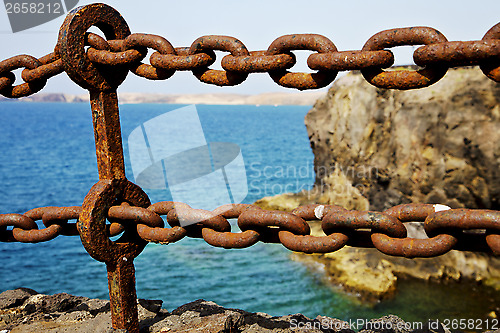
[0,91,324,106]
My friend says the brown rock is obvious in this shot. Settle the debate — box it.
[4,289,423,332]
[306,67,500,211]
[0,288,37,310]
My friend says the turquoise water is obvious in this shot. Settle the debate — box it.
[0,102,498,329]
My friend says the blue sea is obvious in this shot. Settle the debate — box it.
[0,102,498,327]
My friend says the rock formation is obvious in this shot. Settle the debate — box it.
[255,67,500,300]
[0,288,457,333]
[306,67,500,211]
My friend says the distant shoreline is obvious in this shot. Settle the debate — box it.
[0,91,324,106]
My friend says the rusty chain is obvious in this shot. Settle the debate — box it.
[1,202,499,258]
[1,23,500,96]
[1,4,499,331]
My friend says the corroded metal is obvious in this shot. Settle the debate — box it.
[322,210,407,238]
[0,213,38,242]
[1,15,500,96]
[266,34,338,89]
[124,34,174,80]
[89,90,127,180]
[21,52,63,83]
[1,3,500,332]
[279,231,349,254]
[57,3,131,91]
[425,208,500,255]
[308,50,394,71]
[0,55,46,97]
[79,179,150,332]
[375,204,457,258]
[3,202,498,255]
[78,180,150,265]
[414,40,500,67]
[58,5,145,332]
[222,50,296,72]
[481,22,500,82]
[361,27,449,89]
[150,47,216,71]
[239,208,311,235]
[371,233,458,258]
[203,228,260,249]
[189,35,249,86]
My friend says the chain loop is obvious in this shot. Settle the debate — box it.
[202,229,260,249]
[266,34,338,90]
[414,40,500,68]
[322,210,407,238]
[308,50,394,71]
[0,72,15,91]
[106,204,185,244]
[86,32,111,51]
[1,202,499,257]
[203,204,261,248]
[480,22,500,82]
[58,3,131,91]
[291,204,346,221]
[425,208,500,255]
[0,213,38,242]
[188,35,249,86]
[167,206,231,232]
[150,47,216,71]
[87,46,145,67]
[141,201,188,244]
[369,204,456,258]
[2,24,500,97]
[238,209,311,235]
[221,50,296,72]
[371,233,458,258]
[383,203,439,221]
[361,27,449,89]
[279,231,348,254]
[12,207,64,242]
[108,205,164,228]
[124,33,175,80]
[21,52,64,83]
[40,206,81,236]
[0,55,47,97]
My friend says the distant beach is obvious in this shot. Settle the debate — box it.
[0,91,325,106]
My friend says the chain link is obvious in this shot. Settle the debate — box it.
[2,202,499,258]
[1,23,500,97]
[4,6,497,331]
[0,206,124,243]
[0,54,49,98]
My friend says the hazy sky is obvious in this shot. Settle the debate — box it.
[1,0,499,95]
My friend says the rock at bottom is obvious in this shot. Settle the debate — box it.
[0,288,464,333]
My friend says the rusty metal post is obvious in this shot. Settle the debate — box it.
[89,90,126,180]
[57,4,148,332]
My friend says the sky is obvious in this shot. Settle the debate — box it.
[0,0,499,96]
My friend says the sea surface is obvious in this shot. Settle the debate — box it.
[0,102,498,329]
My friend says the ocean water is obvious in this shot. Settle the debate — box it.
[0,102,498,328]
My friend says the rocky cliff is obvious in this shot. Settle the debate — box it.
[306,67,500,211]
[255,67,500,301]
